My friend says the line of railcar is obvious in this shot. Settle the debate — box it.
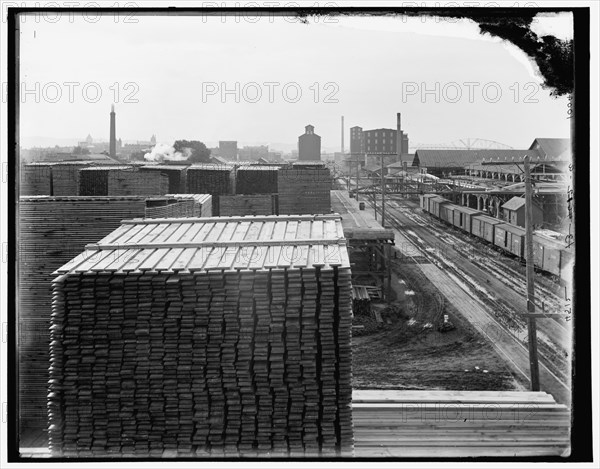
[419,194,572,280]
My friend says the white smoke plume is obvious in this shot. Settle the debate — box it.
[144,143,190,162]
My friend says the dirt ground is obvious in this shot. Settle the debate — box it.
[351,258,521,391]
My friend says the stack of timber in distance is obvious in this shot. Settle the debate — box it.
[18,196,151,431]
[78,167,169,196]
[78,166,132,196]
[49,214,354,457]
[145,194,213,219]
[235,166,279,195]
[144,197,196,219]
[108,168,169,196]
[351,286,371,316]
[21,163,53,195]
[352,390,571,457]
[186,164,235,215]
[278,165,332,215]
[51,163,94,196]
[139,165,188,194]
[164,194,213,218]
[218,194,277,217]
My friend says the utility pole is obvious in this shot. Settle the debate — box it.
[380,154,386,227]
[524,154,540,391]
[355,154,360,202]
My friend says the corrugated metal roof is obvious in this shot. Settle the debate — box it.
[529,138,571,160]
[414,150,540,168]
[55,215,350,274]
[236,165,280,171]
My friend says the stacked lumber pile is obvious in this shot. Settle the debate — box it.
[18,196,152,431]
[49,215,354,457]
[166,194,212,217]
[108,169,169,196]
[21,164,52,195]
[78,167,131,196]
[352,286,371,316]
[235,166,278,195]
[51,163,92,196]
[352,390,571,457]
[144,198,195,218]
[278,167,332,215]
[218,194,275,216]
[186,164,234,215]
[139,165,187,193]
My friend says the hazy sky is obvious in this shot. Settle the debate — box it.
[17,11,573,151]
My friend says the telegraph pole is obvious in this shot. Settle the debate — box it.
[355,154,360,202]
[524,155,540,391]
[380,154,386,227]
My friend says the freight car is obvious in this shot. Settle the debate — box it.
[419,195,572,280]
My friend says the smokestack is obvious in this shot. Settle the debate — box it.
[396,112,402,164]
[109,104,116,158]
[341,116,345,155]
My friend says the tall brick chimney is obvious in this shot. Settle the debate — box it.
[109,104,116,158]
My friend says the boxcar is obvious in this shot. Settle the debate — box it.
[494,223,526,258]
[420,194,437,212]
[439,203,456,225]
[429,196,451,219]
[471,214,502,243]
[533,234,572,279]
[453,206,483,233]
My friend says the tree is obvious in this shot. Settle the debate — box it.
[173,140,211,163]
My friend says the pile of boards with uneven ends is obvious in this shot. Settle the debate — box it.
[78,167,170,196]
[351,286,371,316]
[145,194,213,219]
[218,194,277,217]
[18,195,212,432]
[278,166,332,215]
[139,165,188,194]
[186,164,235,216]
[48,214,354,457]
[351,390,570,457]
[166,194,213,218]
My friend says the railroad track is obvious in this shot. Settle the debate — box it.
[368,197,571,404]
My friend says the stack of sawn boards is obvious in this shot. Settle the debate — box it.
[139,166,187,194]
[351,390,571,457]
[18,196,211,432]
[278,167,331,215]
[79,167,169,196]
[21,164,53,195]
[235,166,279,195]
[48,215,354,457]
[186,165,235,216]
[218,194,277,216]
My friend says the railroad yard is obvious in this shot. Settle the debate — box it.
[339,185,572,405]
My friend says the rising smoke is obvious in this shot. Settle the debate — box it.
[144,143,191,162]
